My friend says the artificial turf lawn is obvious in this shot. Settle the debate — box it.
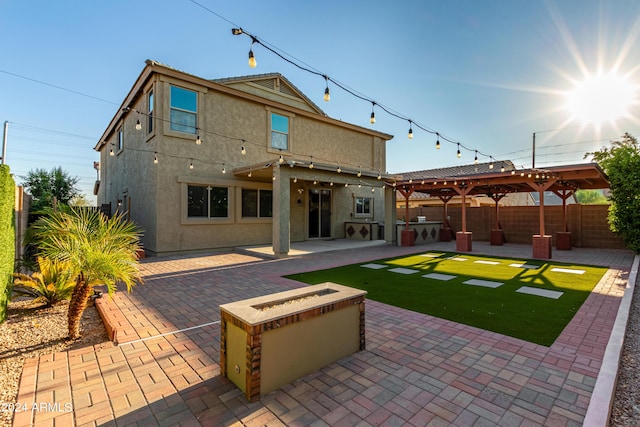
[285,251,607,346]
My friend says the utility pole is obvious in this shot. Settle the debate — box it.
[1,121,7,165]
[532,132,536,168]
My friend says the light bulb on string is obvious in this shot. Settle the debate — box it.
[109,147,114,156]
[248,38,257,68]
[436,133,441,150]
[323,75,330,102]
[457,143,461,158]
[248,169,252,178]
[241,144,246,155]
[196,132,202,145]
[309,157,314,169]
[222,164,226,174]
[377,171,382,180]
[370,102,376,124]
[153,152,158,164]
[189,160,194,170]
[489,157,494,169]
[337,163,342,173]
[279,154,284,164]
[474,151,478,164]
[408,120,413,139]
[501,163,505,173]
[357,168,362,178]
[136,119,142,131]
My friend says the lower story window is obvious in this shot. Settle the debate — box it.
[355,197,372,215]
[242,189,273,218]
[188,185,228,218]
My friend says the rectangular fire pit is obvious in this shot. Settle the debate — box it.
[220,283,367,402]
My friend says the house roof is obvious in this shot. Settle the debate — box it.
[212,73,327,116]
[95,60,393,151]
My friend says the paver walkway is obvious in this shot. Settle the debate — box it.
[12,241,635,426]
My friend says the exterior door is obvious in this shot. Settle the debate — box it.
[309,189,331,238]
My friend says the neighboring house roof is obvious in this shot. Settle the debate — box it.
[401,160,517,181]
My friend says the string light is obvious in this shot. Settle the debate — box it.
[323,75,330,102]
[489,157,494,169]
[109,147,114,156]
[196,132,202,145]
[241,143,246,155]
[457,143,461,158]
[357,168,362,178]
[226,22,506,164]
[153,152,158,164]
[248,169,252,177]
[135,119,142,131]
[248,37,258,68]
[436,134,441,150]
[293,176,297,183]
[337,163,342,173]
[501,163,506,173]
[309,156,314,169]
[377,171,382,180]
[222,164,226,174]
[279,154,284,164]
[474,150,478,164]
[408,120,413,139]
[189,159,194,169]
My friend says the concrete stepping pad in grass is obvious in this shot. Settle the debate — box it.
[361,263,387,269]
[450,257,468,262]
[474,260,500,265]
[509,263,540,269]
[551,268,585,275]
[517,286,564,299]
[463,279,504,288]
[420,253,444,258]
[423,273,456,281]
[389,268,420,275]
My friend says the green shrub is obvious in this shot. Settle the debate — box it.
[0,165,15,323]
[12,257,76,306]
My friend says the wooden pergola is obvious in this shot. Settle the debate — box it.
[394,162,609,258]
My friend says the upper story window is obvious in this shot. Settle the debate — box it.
[147,90,154,134]
[170,85,197,134]
[270,113,289,150]
[187,185,228,218]
[117,127,124,152]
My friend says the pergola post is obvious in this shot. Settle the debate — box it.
[529,179,555,259]
[489,192,506,246]
[553,188,575,250]
[398,187,415,246]
[437,194,454,241]
[453,183,474,252]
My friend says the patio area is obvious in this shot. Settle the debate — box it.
[13,241,637,426]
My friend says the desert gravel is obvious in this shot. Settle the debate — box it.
[0,298,108,427]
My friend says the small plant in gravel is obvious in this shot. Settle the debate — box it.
[12,257,76,306]
[30,208,143,340]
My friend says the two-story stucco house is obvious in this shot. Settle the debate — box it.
[94,60,396,256]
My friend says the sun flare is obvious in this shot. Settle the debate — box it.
[565,72,636,125]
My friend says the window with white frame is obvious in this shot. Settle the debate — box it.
[117,127,123,151]
[187,185,228,218]
[147,90,154,134]
[242,189,273,218]
[355,197,372,216]
[270,113,289,150]
[170,85,197,134]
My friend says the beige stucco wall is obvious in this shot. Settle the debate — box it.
[97,66,392,255]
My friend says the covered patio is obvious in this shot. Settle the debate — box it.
[395,162,610,259]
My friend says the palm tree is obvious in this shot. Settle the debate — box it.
[30,208,143,339]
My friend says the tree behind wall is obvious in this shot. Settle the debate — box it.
[20,166,80,213]
[587,133,640,253]
[0,165,16,323]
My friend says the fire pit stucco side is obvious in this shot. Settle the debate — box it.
[220,283,367,402]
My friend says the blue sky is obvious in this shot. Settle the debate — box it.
[1,0,639,203]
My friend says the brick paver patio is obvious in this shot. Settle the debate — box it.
[12,241,636,426]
